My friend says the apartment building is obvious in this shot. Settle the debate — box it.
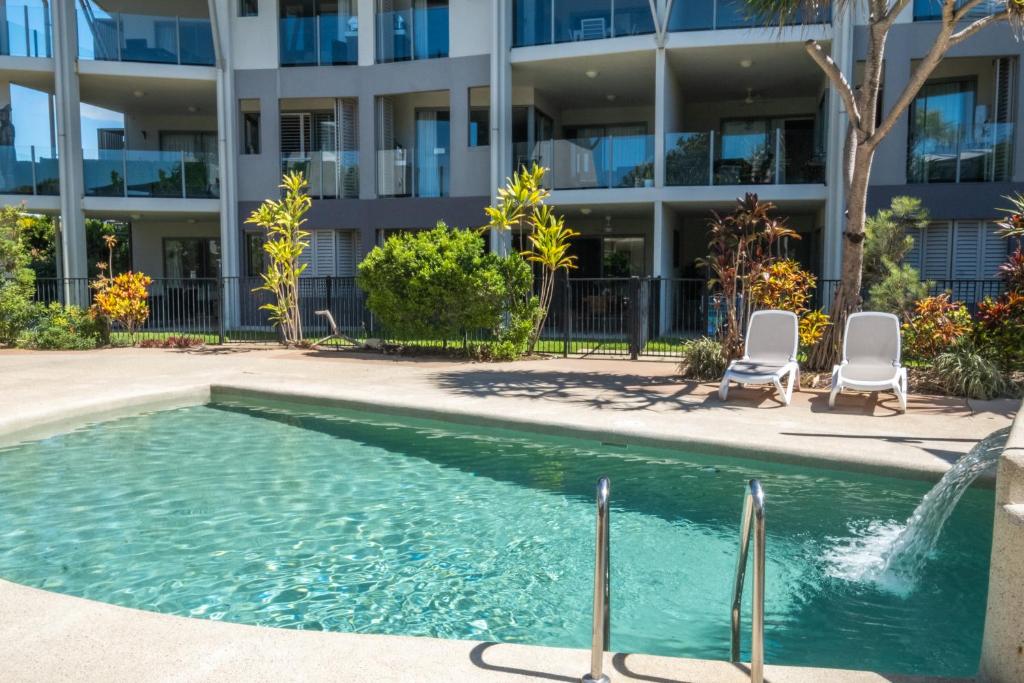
[0,0,1020,330]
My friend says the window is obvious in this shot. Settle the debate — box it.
[240,0,259,16]
[280,98,359,198]
[245,233,267,277]
[468,87,489,147]
[240,99,261,154]
[376,0,448,63]
[164,238,220,279]
[908,79,977,183]
[281,0,358,66]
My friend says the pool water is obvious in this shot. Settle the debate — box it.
[0,400,993,677]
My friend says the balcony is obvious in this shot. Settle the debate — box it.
[513,0,655,48]
[0,2,50,57]
[908,122,1014,183]
[666,0,829,31]
[518,135,655,190]
[914,0,1001,20]
[281,151,359,198]
[83,149,219,199]
[375,2,448,63]
[280,11,358,66]
[665,128,824,186]
[0,145,59,194]
[77,9,214,66]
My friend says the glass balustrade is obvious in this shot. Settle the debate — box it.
[514,0,654,47]
[666,0,829,32]
[0,3,51,57]
[0,145,58,194]
[77,10,214,65]
[83,149,219,198]
[908,122,1015,183]
[666,129,826,186]
[376,148,412,197]
[280,151,359,198]
[376,5,448,62]
[519,135,653,190]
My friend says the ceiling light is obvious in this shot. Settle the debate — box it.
[187,105,198,113]
[129,213,141,220]
[580,208,592,215]
[740,59,753,68]
[606,94,616,102]
[187,218,197,224]
[585,70,599,79]
[132,90,145,98]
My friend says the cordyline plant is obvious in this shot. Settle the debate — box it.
[92,271,153,342]
[727,0,1024,369]
[700,194,798,359]
[522,205,579,351]
[246,172,311,346]
[484,164,579,353]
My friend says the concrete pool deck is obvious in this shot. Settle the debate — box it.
[0,347,1018,682]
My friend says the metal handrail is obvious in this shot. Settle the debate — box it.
[582,476,611,683]
[731,479,765,683]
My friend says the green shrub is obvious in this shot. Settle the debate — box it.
[16,303,101,350]
[0,270,38,345]
[359,222,530,350]
[677,337,727,381]
[867,260,929,318]
[932,338,1012,400]
[901,294,972,361]
[975,292,1024,371]
[862,196,928,292]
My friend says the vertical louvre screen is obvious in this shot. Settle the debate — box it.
[993,57,1015,181]
[921,221,953,280]
[313,230,336,277]
[339,98,359,198]
[981,221,1009,279]
[952,221,981,279]
[281,113,310,155]
[336,231,359,276]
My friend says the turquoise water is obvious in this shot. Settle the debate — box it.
[0,400,993,677]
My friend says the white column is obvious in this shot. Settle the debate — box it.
[489,0,512,256]
[209,0,241,329]
[821,3,854,281]
[652,201,673,335]
[357,0,375,66]
[52,0,86,303]
[654,49,666,188]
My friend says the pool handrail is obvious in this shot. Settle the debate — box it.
[582,476,611,683]
[731,478,765,683]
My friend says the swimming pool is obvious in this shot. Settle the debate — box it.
[0,398,993,677]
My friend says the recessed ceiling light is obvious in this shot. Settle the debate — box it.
[132,90,145,98]
[740,59,753,68]
[585,70,599,79]
[581,207,592,215]
[187,105,198,113]
[606,94,616,102]
[187,218,197,224]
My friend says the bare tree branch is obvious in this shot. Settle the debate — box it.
[805,40,861,129]
[952,0,990,21]
[879,0,913,28]
[951,10,1009,44]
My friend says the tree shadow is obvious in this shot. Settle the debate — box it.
[432,369,756,413]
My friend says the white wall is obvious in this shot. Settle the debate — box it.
[230,0,279,69]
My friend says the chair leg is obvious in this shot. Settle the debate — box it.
[718,375,730,401]
[783,369,795,406]
[772,376,786,404]
[829,382,840,409]
[793,366,801,394]
[896,369,908,413]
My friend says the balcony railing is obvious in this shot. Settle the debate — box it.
[83,149,219,199]
[513,0,655,47]
[665,128,825,186]
[516,135,655,190]
[667,0,829,31]
[375,6,448,62]
[0,145,59,195]
[0,3,50,57]
[280,151,359,198]
[914,0,1003,20]
[280,12,359,66]
[908,122,1014,183]
[77,10,214,65]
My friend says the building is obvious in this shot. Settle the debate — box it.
[0,0,1019,333]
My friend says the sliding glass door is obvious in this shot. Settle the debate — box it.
[415,108,449,197]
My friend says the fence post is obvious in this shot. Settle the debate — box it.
[562,272,571,358]
[628,275,640,360]
[217,275,226,344]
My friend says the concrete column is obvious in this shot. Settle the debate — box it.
[358,94,376,199]
[357,0,375,66]
[652,201,672,335]
[209,0,241,328]
[979,416,1024,683]
[52,0,86,303]
[449,85,469,197]
[488,0,512,255]
[653,49,665,188]
[821,2,854,281]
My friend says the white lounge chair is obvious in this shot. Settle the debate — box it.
[718,309,800,406]
[829,311,908,413]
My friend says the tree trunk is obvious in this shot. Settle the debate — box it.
[807,141,874,370]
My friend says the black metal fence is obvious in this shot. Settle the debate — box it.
[12,275,1008,358]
